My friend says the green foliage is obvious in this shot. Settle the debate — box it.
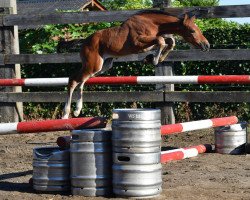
[19,22,114,54]
[173,0,219,7]
[100,0,152,10]
[173,24,250,122]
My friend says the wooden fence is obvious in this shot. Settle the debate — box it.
[0,3,250,123]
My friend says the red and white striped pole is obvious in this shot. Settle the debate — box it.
[0,117,107,135]
[161,144,213,163]
[55,116,238,149]
[161,116,238,135]
[0,75,249,86]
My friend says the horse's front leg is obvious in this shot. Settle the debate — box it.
[137,35,166,65]
[159,35,175,63]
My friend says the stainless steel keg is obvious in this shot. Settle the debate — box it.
[113,162,162,197]
[70,129,112,196]
[112,109,161,153]
[32,146,70,191]
[112,109,162,198]
[215,123,247,154]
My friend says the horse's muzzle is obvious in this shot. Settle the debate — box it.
[200,42,210,52]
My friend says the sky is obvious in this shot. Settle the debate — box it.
[219,0,250,24]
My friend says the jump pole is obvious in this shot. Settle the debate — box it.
[0,117,107,135]
[56,116,238,149]
[161,144,213,164]
[161,116,238,135]
[1,75,249,86]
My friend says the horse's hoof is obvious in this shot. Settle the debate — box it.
[152,59,159,66]
[73,110,81,117]
[62,114,69,119]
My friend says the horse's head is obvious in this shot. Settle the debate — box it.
[180,14,210,51]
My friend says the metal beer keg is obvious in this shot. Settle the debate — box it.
[113,163,162,197]
[215,123,247,154]
[112,109,161,153]
[112,109,162,198]
[70,129,112,196]
[32,146,70,191]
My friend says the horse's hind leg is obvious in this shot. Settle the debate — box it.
[62,63,91,119]
[73,54,104,117]
[94,57,113,76]
[74,57,112,117]
[62,78,79,119]
[74,79,88,117]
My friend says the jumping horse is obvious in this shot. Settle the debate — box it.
[62,10,210,119]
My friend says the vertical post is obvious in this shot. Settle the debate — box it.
[153,0,175,125]
[155,62,175,125]
[9,0,23,121]
[0,0,23,122]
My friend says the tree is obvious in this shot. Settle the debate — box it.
[173,0,219,7]
[100,0,152,10]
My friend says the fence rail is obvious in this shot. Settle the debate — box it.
[1,5,250,27]
[0,91,249,103]
[2,49,250,65]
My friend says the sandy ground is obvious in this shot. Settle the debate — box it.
[0,127,249,200]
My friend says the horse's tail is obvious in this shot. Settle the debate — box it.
[57,38,86,53]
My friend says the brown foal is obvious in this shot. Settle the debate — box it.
[62,11,210,119]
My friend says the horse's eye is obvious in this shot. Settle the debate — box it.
[190,29,196,33]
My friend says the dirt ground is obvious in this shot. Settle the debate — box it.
[0,127,249,200]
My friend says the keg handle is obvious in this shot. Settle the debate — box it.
[215,121,248,132]
[117,156,130,162]
[34,148,57,159]
[116,154,131,163]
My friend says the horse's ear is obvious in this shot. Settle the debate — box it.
[183,14,189,25]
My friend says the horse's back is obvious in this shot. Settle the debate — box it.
[81,13,159,57]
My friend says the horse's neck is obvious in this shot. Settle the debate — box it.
[148,14,182,35]
[158,22,183,35]
[157,17,182,35]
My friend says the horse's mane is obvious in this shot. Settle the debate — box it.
[137,10,178,18]
[137,10,191,20]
